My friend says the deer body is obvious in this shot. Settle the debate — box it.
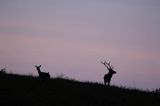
[101,61,116,86]
[35,65,50,79]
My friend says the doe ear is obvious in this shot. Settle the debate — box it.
[35,65,41,68]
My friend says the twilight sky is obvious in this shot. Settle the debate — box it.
[0,0,160,90]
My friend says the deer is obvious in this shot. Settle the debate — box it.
[35,65,50,79]
[101,60,117,86]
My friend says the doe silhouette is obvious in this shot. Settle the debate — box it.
[35,65,50,79]
[101,60,116,86]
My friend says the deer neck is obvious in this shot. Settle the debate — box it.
[108,71,113,76]
[37,69,42,75]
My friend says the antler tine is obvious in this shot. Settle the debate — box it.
[101,60,106,64]
[101,60,109,69]
[106,61,114,69]
[101,61,104,64]
[104,61,109,65]
[108,61,110,65]
[110,65,114,69]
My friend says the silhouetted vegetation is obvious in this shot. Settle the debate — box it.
[0,68,6,74]
[0,72,160,106]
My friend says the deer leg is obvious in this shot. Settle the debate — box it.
[108,81,110,86]
[104,80,106,86]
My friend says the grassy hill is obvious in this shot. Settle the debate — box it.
[0,72,160,106]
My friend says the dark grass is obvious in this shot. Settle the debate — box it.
[0,73,160,106]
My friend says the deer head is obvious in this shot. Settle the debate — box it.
[35,65,42,72]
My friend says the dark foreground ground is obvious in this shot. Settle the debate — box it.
[0,72,160,106]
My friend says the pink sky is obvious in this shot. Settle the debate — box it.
[0,0,160,90]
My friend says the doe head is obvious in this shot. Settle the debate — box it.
[35,65,41,69]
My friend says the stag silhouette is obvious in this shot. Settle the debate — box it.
[101,61,116,86]
[35,65,50,79]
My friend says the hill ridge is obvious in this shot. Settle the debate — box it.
[0,73,160,106]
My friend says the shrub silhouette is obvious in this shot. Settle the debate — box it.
[0,68,6,74]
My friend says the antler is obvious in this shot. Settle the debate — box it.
[101,60,114,69]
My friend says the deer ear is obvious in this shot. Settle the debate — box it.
[39,65,41,67]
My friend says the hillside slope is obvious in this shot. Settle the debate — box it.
[0,73,160,106]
